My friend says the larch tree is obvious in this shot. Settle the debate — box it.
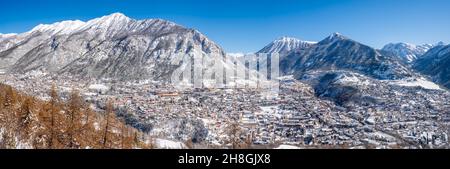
[4,85,17,107]
[80,107,98,148]
[102,99,114,148]
[17,96,35,140]
[120,118,129,149]
[0,85,6,124]
[1,85,19,148]
[0,83,152,149]
[47,84,60,149]
[66,88,83,148]
[0,86,5,110]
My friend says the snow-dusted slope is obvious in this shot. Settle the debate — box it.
[382,42,436,63]
[0,33,19,53]
[154,139,187,149]
[275,145,301,149]
[389,78,443,90]
[277,33,414,80]
[0,33,18,39]
[257,36,316,54]
[30,20,86,35]
[0,13,227,80]
[414,44,450,89]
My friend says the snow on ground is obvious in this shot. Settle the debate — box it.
[226,53,245,58]
[259,106,277,112]
[154,138,187,149]
[389,78,442,90]
[259,106,279,117]
[275,145,301,149]
[31,20,86,35]
[83,92,98,96]
[277,75,294,80]
[0,128,33,149]
[335,73,370,86]
[15,137,33,149]
[88,84,110,91]
[365,116,376,125]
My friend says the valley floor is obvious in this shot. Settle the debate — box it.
[1,72,449,149]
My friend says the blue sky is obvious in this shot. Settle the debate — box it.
[1,0,449,52]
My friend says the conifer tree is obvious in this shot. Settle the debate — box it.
[67,88,83,148]
[0,83,152,149]
[48,84,60,149]
[0,85,18,148]
[17,96,35,139]
[102,99,114,148]
[0,87,5,110]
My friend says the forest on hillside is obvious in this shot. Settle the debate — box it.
[0,83,152,149]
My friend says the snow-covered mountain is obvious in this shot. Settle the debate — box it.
[0,33,19,53]
[381,42,437,63]
[30,20,86,35]
[257,36,316,54]
[266,33,414,80]
[0,13,227,80]
[414,44,450,89]
[0,33,18,39]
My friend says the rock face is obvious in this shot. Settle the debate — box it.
[0,13,226,80]
[414,44,450,89]
[264,33,413,80]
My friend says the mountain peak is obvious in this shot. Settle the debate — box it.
[81,12,133,33]
[30,20,86,35]
[327,32,347,40]
[257,36,316,54]
[436,41,446,46]
[383,42,416,49]
[276,36,300,42]
[109,12,126,17]
[102,12,130,21]
[317,32,350,45]
[92,12,131,24]
[382,42,435,63]
[331,32,342,36]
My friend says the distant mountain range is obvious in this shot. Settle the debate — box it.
[258,33,413,80]
[256,34,449,89]
[0,13,448,89]
[381,42,445,63]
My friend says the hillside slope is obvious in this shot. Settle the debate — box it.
[0,83,152,149]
